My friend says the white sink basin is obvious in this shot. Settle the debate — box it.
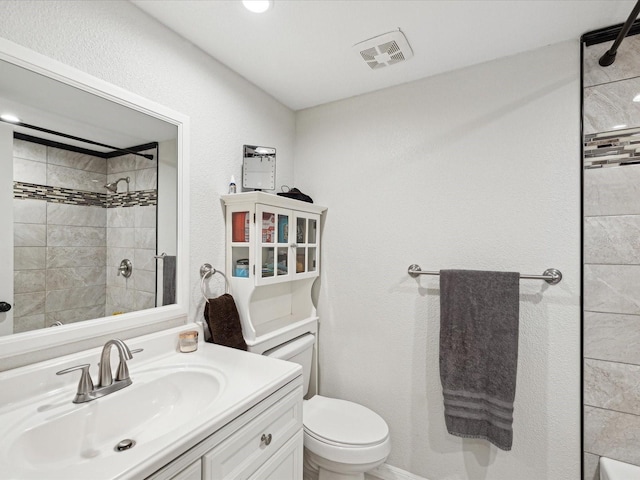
[600,457,640,480]
[0,325,301,479]
[8,366,223,472]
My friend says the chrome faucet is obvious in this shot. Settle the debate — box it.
[98,338,133,387]
[56,339,141,404]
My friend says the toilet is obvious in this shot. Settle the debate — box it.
[264,333,391,480]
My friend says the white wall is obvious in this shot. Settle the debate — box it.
[295,41,581,480]
[0,0,296,325]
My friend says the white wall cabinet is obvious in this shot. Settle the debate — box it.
[147,380,303,480]
[221,192,327,354]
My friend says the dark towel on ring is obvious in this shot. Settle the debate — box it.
[204,294,247,351]
[439,269,520,451]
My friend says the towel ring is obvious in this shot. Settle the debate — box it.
[200,263,230,303]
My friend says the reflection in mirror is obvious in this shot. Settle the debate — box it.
[0,59,178,337]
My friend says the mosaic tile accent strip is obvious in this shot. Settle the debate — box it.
[14,181,157,208]
[584,127,640,169]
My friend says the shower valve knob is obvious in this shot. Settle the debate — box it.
[0,302,11,312]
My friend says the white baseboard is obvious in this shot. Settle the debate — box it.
[366,463,429,480]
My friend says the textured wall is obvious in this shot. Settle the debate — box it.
[295,41,581,479]
[0,0,296,337]
[582,33,640,480]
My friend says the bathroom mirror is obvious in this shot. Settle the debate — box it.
[0,39,189,368]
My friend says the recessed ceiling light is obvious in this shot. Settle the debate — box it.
[242,0,272,13]
[633,94,640,102]
[0,113,21,123]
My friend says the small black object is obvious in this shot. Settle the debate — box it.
[277,188,313,203]
[0,302,11,313]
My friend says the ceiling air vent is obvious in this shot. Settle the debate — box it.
[353,29,413,70]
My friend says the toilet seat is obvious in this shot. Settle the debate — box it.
[303,395,391,465]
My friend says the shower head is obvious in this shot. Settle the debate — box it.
[104,176,130,194]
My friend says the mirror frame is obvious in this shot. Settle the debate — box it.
[0,37,190,368]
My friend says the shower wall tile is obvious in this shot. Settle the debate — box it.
[136,168,157,190]
[46,305,105,326]
[135,205,156,228]
[107,247,135,268]
[13,199,46,224]
[107,206,135,228]
[14,247,45,270]
[584,77,640,135]
[135,291,155,310]
[47,225,106,247]
[45,285,106,312]
[106,286,135,312]
[13,139,46,163]
[106,268,127,287]
[14,223,46,247]
[46,246,106,268]
[133,269,156,293]
[47,164,106,193]
[584,311,640,364]
[584,264,640,314]
[584,35,640,87]
[13,291,45,318]
[135,151,156,170]
[584,165,640,216]
[46,147,106,173]
[107,227,135,248]
[584,453,600,480]
[107,154,136,174]
[13,269,45,294]
[13,157,46,185]
[13,314,45,334]
[47,203,105,227]
[135,227,156,250]
[584,215,640,264]
[46,267,106,289]
[584,358,640,415]
[584,406,640,465]
[135,248,156,271]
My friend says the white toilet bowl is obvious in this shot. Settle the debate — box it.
[302,395,391,480]
[263,333,391,480]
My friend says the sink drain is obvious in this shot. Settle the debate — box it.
[115,439,136,452]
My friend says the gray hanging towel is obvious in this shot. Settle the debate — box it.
[162,255,176,306]
[204,294,247,351]
[439,269,520,451]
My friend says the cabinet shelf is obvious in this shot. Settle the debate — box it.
[222,192,327,354]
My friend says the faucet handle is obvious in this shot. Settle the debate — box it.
[56,364,94,402]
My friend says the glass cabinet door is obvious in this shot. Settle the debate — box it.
[230,209,251,278]
[256,205,291,284]
[293,213,320,279]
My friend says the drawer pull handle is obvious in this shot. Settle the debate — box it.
[261,433,272,446]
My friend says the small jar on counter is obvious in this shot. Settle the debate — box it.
[179,330,199,353]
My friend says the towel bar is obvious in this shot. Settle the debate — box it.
[200,263,230,302]
[407,264,562,285]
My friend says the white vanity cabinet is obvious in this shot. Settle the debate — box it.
[221,192,327,354]
[147,380,303,480]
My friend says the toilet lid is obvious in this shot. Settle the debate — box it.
[303,396,389,447]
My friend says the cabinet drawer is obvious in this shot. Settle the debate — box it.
[202,385,303,479]
[170,460,202,480]
[248,430,303,480]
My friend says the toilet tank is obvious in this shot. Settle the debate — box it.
[264,333,315,396]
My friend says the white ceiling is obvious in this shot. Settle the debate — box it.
[132,0,637,111]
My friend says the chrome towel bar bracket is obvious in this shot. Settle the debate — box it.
[407,264,562,285]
